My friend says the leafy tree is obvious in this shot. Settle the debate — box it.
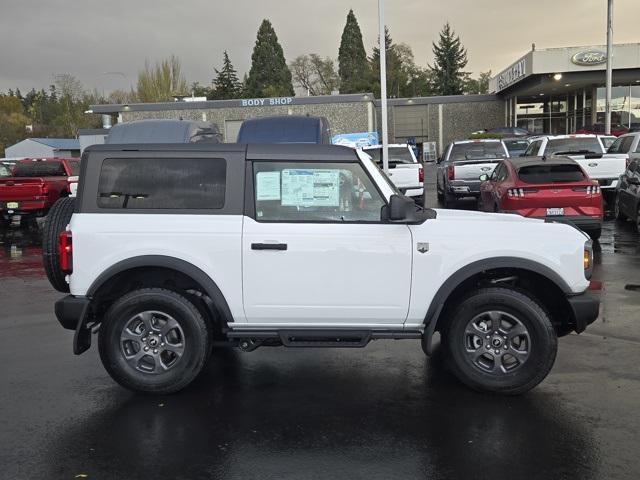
[212,51,242,99]
[464,70,492,95]
[136,55,188,102]
[0,95,30,155]
[245,19,294,98]
[290,54,339,96]
[370,28,433,98]
[338,9,370,93]
[429,22,468,96]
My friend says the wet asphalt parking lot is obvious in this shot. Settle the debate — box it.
[1,164,639,479]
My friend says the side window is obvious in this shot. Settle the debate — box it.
[97,157,226,209]
[524,141,540,156]
[635,139,640,153]
[497,163,510,181]
[253,161,385,222]
[490,163,503,181]
[608,137,623,153]
[621,136,634,153]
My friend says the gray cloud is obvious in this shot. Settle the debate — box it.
[1,0,637,93]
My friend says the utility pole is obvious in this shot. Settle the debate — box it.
[378,0,389,173]
[605,0,613,135]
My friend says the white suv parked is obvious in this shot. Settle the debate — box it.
[47,143,599,395]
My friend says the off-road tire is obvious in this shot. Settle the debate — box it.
[42,197,75,292]
[442,287,557,395]
[98,288,211,394]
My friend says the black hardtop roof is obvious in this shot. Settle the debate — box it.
[84,142,358,161]
[508,155,579,169]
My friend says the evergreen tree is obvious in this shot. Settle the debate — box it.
[245,19,294,97]
[212,51,241,99]
[338,9,370,93]
[429,22,468,96]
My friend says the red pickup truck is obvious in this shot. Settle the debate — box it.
[0,157,80,226]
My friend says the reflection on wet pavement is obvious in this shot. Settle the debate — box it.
[0,223,45,278]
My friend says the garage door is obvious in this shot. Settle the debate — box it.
[225,120,243,143]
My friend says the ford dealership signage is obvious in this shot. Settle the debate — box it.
[496,58,527,92]
[571,50,607,66]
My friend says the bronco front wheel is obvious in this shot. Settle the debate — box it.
[442,287,557,395]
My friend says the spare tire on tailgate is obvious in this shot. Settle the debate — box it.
[43,197,75,292]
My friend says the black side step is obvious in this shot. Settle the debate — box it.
[226,329,422,349]
[280,330,371,348]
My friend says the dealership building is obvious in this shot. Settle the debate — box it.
[87,43,640,154]
[492,43,640,134]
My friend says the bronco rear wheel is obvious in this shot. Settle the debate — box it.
[442,287,557,395]
[98,288,211,394]
[42,197,75,292]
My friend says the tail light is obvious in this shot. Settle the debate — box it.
[59,230,73,275]
[507,188,525,197]
[447,165,455,180]
[42,184,49,195]
[575,185,600,194]
[418,166,424,183]
[626,157,631,168]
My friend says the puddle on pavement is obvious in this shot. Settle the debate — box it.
[0,223,45,278]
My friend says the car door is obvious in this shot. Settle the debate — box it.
[242,159,413,326]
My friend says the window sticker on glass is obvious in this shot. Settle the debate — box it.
[281,169,340,207]
[256,171,281,201]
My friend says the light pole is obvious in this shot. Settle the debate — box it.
[605,0,613,135]
[378,0,389,173]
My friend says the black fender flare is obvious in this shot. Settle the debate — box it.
[421,257,572,355]
[87,255,235,328]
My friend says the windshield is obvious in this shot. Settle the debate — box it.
[503,139,529,153]
[364,146,415,165]
[13,161,67,177]
[449,142,506,161]
[546,138,603,155]
[518,164,585,184]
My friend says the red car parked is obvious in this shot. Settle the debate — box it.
[0,157,80,227]
[479,157,603,240]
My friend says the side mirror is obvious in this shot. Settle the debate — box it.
[628,176,640,185]
[387,194,415,222]
[479,174,489,182]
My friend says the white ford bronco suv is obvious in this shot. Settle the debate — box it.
[46,143,599,395]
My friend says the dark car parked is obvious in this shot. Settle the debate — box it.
[614,158,640,230]
[237,115,331,144]
[105,119,222,144]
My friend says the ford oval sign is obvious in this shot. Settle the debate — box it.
[571,50,607,66]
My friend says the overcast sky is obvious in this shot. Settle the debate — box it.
[1,0,638,95]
